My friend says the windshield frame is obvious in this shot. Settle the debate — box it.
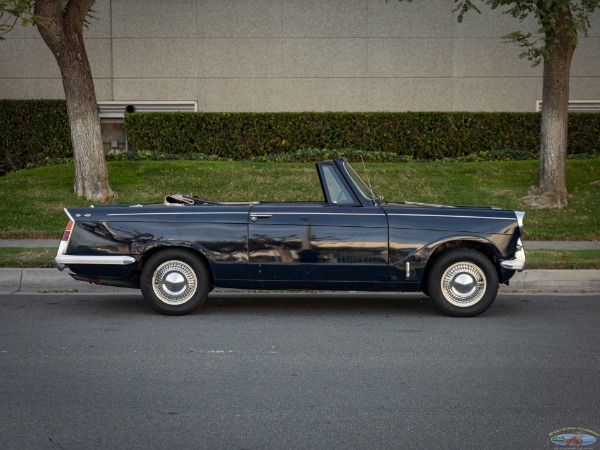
[342,161,378,204]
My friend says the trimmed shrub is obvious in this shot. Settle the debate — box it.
[2,100,599,176]
[125,111,600,159]
[0,100,72,175]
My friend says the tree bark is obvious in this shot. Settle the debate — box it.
[521,9,576,209]
[34,0,115,203]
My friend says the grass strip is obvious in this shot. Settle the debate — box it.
[0,247,57,268]
[0,159,599,240]
[525,249,600,270]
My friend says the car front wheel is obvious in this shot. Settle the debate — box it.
[140,249,211,315]
[426,249,498,317]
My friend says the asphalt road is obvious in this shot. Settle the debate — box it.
[1,291,599,450]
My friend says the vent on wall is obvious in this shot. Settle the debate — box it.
[536,100,600,112]
[98,101,197,118]
[97,101,197,153]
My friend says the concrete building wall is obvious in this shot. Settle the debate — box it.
[1,0,599,112]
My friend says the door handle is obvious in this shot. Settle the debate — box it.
[250,214,272,222]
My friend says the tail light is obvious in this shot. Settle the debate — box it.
[56,218,74,263]
[61,220,74,242]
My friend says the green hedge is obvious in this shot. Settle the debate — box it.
[125,111,600,159]
[2,100,599,176]
[0,100,72,175]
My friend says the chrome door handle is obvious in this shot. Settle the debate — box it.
[250,214,272,222]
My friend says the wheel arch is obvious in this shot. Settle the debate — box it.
[420,238,501,291]
[137,244,215,289]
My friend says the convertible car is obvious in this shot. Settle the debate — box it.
[56,158,525,317]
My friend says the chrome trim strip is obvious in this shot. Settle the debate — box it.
[55,255,136,265]
[387,213,515,221]
[64,207,75,222]
[108,212,386,217]
[107,212,249,217]
[515,211,525,235]
[403,201,456,208]
[248,212,384,216]
[106,211,511,220]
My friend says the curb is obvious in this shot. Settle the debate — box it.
[1,268,599,295]
[501,269,600,293]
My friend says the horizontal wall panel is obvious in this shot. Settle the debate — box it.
[570,77,600,100]
[114,79,198,101]
[113,39,197,78]
[366,78,452,111]
[452,78,542,112]
[367,0,452,38]
[0,40,28,78]
[198,39,284,78]
[452,5,538,38]
[453,38,542,78]
[198,78,367,112]
[572,37,600,76]
[27,79,65,99]
[367,38,452,78]
[280,39,366,78]
[198,0,282,38]
[0,80,28,98]
[112,0,196,38]
[281,0,367,37]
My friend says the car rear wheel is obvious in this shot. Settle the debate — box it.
[426,249,498,317]
[141,249,210,315]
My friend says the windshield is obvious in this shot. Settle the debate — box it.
[343,161,377,201]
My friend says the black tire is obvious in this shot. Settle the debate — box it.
[140,249,211,315]
[426,249,498,317]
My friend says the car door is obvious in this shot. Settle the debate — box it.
[247,162,389,289]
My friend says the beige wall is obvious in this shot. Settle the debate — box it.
[1,0,599,112]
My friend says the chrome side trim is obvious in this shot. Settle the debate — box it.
[251,212,384,216]
[55,255,137,266]
[64,207,75,222]
[107,212,249,217]
[107,211,386,218]
[515,211,525,235]
[403,201,456,208]
[387,213,515,221]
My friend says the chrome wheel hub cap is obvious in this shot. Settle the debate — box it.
[441,262,486,307]
[152,260,197,305]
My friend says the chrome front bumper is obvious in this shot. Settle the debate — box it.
[500,239,526,271]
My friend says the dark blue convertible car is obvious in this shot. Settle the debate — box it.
[56,158,525,317]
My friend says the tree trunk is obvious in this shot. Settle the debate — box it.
[34,0,116,203]
[521,10,576,209]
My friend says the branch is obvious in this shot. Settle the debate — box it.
[65,0,95,30]
[0,0,34,38]
[33,0,65,41]
[453,0,481,22]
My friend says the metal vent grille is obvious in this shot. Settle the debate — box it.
[536,100,600,112]
[98,101,197,118]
